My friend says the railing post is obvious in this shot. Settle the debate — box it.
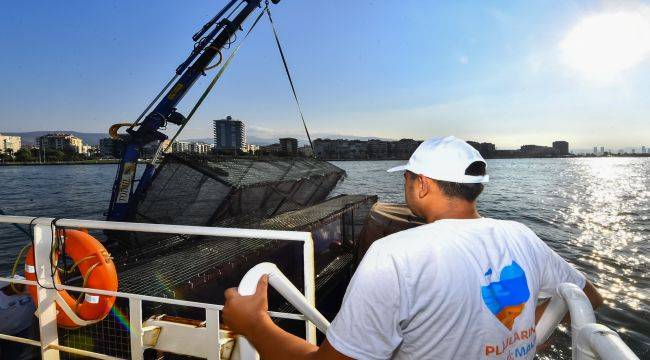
[33,220,61,360]
[535,291,568,346]
[129,298,144,360]
[302,234,317,344]
[206,308,220,360]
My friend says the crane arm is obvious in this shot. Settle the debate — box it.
[107,0,279,222]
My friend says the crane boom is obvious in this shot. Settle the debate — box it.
[107,0,278,222]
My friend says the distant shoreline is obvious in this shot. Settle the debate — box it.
[1,155,648,166]
[326,155,650,161]
[0,160,147,167]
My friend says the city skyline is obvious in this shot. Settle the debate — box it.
[0,1,649,149]
[3,129,650,155]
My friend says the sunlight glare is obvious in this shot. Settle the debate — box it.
[560,11,650,80]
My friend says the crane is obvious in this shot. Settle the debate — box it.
[107,0,282,222]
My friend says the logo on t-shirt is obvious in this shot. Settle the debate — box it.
[481,261,530,330]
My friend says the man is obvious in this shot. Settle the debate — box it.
[223,136,602,359]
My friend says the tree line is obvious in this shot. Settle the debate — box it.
[0,147,92,163]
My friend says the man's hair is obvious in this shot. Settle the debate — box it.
[408,161,486,202]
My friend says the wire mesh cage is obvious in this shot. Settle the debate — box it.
[125,154,346,250]
[60,193,376,358]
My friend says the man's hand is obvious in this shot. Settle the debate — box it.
[223,275,272,338]
[222,274,351,360]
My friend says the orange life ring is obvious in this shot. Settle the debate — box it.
[24,230,118,329]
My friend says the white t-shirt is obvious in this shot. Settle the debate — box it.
[327,218,585,360]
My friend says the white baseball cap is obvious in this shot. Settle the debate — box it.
[387,136,489,183]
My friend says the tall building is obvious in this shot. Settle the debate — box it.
[593,147,598,154]
[552,141,569,155]
[600,146,605,154]
[37,133,84,153]
[279,138,298,155]
[213,116,246,153]
[0,133,21,154]
[642,146,646,154]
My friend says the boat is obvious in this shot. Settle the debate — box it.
[0,0,642,359]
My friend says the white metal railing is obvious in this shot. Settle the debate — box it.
[536,283,639,360]
[0,215,321,360]
[234,262,331,359]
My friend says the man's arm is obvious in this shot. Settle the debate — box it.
[222,275,352,360]
[535,279,604,324]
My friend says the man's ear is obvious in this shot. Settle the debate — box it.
[417,174,430,198]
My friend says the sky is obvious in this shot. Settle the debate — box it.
[0,0,649,150]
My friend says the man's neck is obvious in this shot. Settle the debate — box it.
[423,201,480,223]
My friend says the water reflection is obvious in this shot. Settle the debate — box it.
[555,158,648,313]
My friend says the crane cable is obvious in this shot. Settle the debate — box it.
[151,7,267,162]
[153,2,316,161]
[265,4,314,154]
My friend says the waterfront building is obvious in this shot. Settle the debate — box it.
[172,141,190,153]
[466,141,480,151]
[642,146,646,154]
[391,139,422,159]
[466,141,496,158]
[0,133,21,154]
[600,146,605,154]
[299,145,313,157]
[260,143,280,154]
[188,142,212,154]
[479,142,496,157]
[367,139,389,159]
[313,139,367,160]
[552,141,569,155]
[37,133,84,153]
[213,116,247,153]
[520,145,557,156]
[160,140,172,154]
[279,138,298,155]
[99,138,122,158]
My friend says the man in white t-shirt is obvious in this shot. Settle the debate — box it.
[223,136,603,359]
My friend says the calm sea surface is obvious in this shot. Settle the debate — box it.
[1,158,648,358]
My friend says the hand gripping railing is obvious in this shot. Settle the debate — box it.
[233,263,330,360]
[536,283,639,360]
